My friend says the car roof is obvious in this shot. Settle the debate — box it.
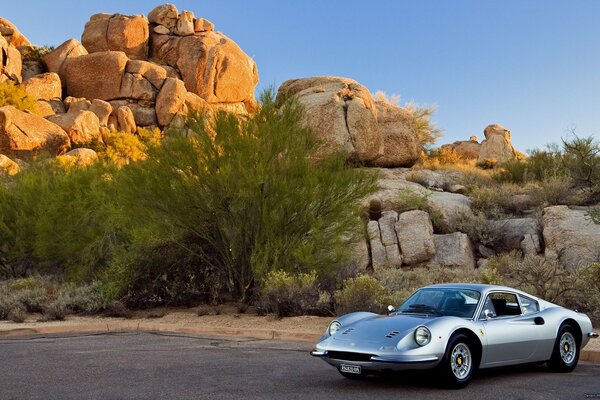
[422,283,532,296]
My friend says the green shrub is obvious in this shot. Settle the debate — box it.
[493,159,528,184]
[20,45,54,62]
[0,81,37,112]
[114,91,378,302]
[394,189,430,213]
[334,275,389,315]
[562,134,600,187]
[8,305,26,323]
[259,270,329,317]
[452,211,505,248]
[527,175,574,207]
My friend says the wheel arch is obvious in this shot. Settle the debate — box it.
[559,318,582,346]
[450,328,483,368]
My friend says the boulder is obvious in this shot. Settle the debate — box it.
[148,4,179,31]
[0,154,20,175]
[65,51,128,100]
[0,17,31,47]
[478,124,517,165]
[433,232,475,269]
[275,77,383,163]
[542,205,600,269]
[23,73,61,101]
[440,139,481,160]
[82,13,149,60]
[153,25,170,35]
[194,18,214,32]
[42,39,88,87]
[175,10,195,36]
[185,92,210,114]
[117,106,137,134]
[62,148,98,167]
[367,220,387,271]
[47,110,101,146]
[119,72,157,101]
[126,60,167,89]
[21,60,44,81]
[0,105,70,157]
[428,191,473,226]
[378,211,402,267]
[150,31,258,106]
[395,210,435,265]
[34,101,56,118]
[486,217,539,252]
[0,36,22,82]
[369,100,419,167]
[155,77,187,126]
[110,100,157,126]
[90,99,113,126]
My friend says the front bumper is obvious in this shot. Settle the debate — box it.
[589,332,599,338]
[311,350,440,372]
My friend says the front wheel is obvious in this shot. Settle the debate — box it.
[548,325,579,372]
[438,334,475,389]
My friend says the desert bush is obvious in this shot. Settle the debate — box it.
[101,131,148,167]
[426,146,463,165]
[562,134,600,187]
[40,300,68,321]
[8,305,26,323]
[20,45,54,61]
[493,159,528,184]
[452,211,504,248]
[114,91,378,302]
[259,270,329,317]
[394,189,430,213]
[335,275,389,315]
[587,206,600,224]
[0,81,37,112]
[467,185,518,217]
[527,174,574,207]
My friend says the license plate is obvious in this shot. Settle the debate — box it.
[339,364,362,374]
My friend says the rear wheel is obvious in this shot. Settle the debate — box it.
[548,324,579,372]
[438,334,475,389]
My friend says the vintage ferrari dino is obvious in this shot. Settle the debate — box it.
[311,283,598,388]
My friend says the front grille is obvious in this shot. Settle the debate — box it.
[327,351,374,362]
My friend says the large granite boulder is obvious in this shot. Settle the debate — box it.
[155,77,187,126]
[23,73,62,101]
[0,17,31,47]
[369,100,420,167]
[0,36,22,83]
[82,13,149,60]
[395,210,435,265]
[433,232,475,269]
[43,39,89,89]
[47,110,102,146]
[276,76,383,163]
[478,124,517,165]
[0,106,70,157]
[440,138,481,160]
[542,205,600,269]
[64,51,128,101]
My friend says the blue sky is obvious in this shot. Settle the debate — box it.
[3,1,599,151]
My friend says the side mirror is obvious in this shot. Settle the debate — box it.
[484,309,495,320]
[387,305,396,315]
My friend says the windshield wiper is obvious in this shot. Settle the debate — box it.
[402,304,442,316]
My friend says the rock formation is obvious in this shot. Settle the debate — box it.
[477,124,517,165]
[440,137,481,160]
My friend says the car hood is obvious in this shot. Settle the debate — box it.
[333,313,432,343]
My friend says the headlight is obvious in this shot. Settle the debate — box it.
[328,320,342,336]
[414,326,431,346]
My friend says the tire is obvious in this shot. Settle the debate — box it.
[548,324,579,372]
[438,334,475,389]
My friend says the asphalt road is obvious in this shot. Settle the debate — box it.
[1,332,599,400]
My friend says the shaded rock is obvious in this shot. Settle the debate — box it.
[0,36,22,82]
[42,39,88,87]
[153,25,170,35]
[150,31,258,105]
[24,72,61,101]
[117,106,136,134]
[148,4,179,30]
[0,17,31,47]
[542,205,600,269]
[0,154,20,175]
[34,101,56,117]
[90,99,113,126]
[385,243,402,268]
[0,105,70,157]
[367,220,387,271]
[395,210,435,265]
[62,148,98,167]
[21,60,44,81]
[110,100,157,126]
[185,92,210,114]
[155,77,187,126]
[47,110,101,146]
[65,51,128,100]
[428,191,473,226]
[276,76,383,163]
[119,72,157,101]
[434,232,475,269]
[82,13,149,60]
[521,233,541,256]
[477,258,488,269]
[487,217,539,252]
[478,244,495,258]
[369,100,419,167]
[448,184,466,194]
[379,211,399,246]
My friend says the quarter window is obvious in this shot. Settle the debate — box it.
[519,294,539,315]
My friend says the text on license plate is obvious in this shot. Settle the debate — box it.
[339,364,362,374]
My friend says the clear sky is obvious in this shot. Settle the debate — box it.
[2,1,599,151]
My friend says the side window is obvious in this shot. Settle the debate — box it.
[481,292,522,318]
[519,294,539,315]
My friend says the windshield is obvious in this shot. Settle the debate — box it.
[399,288,481,318]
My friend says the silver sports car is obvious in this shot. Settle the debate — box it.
[311,283,598,388]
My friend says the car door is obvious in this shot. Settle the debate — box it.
[479,291,539,367]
